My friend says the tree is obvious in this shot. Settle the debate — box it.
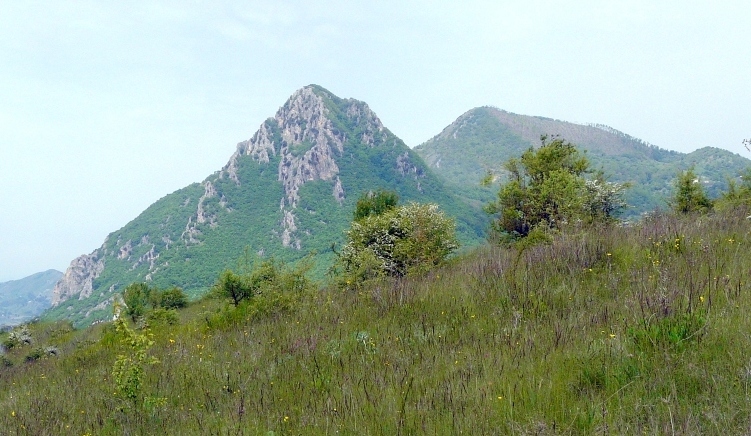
[213,270,252,307]
[122,283,152,322]
[716,167,751,210]
[671,167,712,214]
[484,135,590,240]
[337,202,459,284]
[353,190,399,221]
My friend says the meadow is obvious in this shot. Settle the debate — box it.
[1,207,751,434]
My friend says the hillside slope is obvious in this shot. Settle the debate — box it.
[0,270,62,327]
[3,208,751,433]
[415,107,750,215]
[46,86,484,326]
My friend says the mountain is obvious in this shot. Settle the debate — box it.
[0,270,62,328]
[46,85,485,327]
[414,107,751,216]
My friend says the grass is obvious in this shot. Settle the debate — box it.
[1,207,751,434]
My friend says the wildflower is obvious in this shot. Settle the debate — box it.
[11,411,15,417]
[284,416,290,422]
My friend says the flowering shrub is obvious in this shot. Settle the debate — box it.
[337,202,458,285]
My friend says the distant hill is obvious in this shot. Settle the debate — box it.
[0,270,62,328]
[45,85,484,327]
[414,107,751,216]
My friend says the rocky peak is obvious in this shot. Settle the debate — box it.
[221,85,389,248]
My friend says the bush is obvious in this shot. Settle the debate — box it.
[122,283,188,323]
[337,202,459,284]
[146,308,179,326]
[159,287,188,310]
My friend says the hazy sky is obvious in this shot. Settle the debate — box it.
[1,1,749,281]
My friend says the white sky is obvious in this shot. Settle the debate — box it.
[1,1,749,281]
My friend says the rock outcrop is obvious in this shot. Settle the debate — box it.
[51,249,105,306]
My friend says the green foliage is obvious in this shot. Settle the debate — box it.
[672,167,713,213]
[353,189,399,221]
[485,136,592,240]
[212,257,313,310]
[716,167,751,210]
[212,270,253,307]
[337,202,458,284]
[123,283,152,322]
[112,309,159,405]
[4,209,751,433]
[123,283,189,323]
[158,287,188,310]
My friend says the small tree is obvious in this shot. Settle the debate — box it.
[213,270,253,307]
[672,167,712,214]
[122,283,152,322]
[583,173,630,222]
[485,136,590,240]
[353,190,399,221]
[716,168,751,210]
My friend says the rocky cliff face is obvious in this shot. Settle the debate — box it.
[51,248,105,306]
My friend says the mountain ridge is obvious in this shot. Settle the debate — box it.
[414,106,750,215]
[0,269,62,327]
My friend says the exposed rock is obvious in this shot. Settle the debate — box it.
[281,210,301,249]
[117,240,132,260]
[333,176,345,204]
[396,152,425,179]
[51,249,105,306]
[182,180,221,245]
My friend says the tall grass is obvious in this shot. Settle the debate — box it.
[1,207,751,434]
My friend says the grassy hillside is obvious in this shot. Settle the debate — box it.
[415,107,751,217]
[3,206,751,434]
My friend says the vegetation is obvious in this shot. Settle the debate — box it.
[353,189,399,221]
[2,203,751,433]
[484,136,628,242]
[122,283,188,323]
[671,167,713,214]
[336,201,459,285]
[416,107,751,218]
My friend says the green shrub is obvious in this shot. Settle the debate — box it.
[671,167,713,214]
[145,308,179,326]
[337,202,458,284]
[159,287,188,310]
